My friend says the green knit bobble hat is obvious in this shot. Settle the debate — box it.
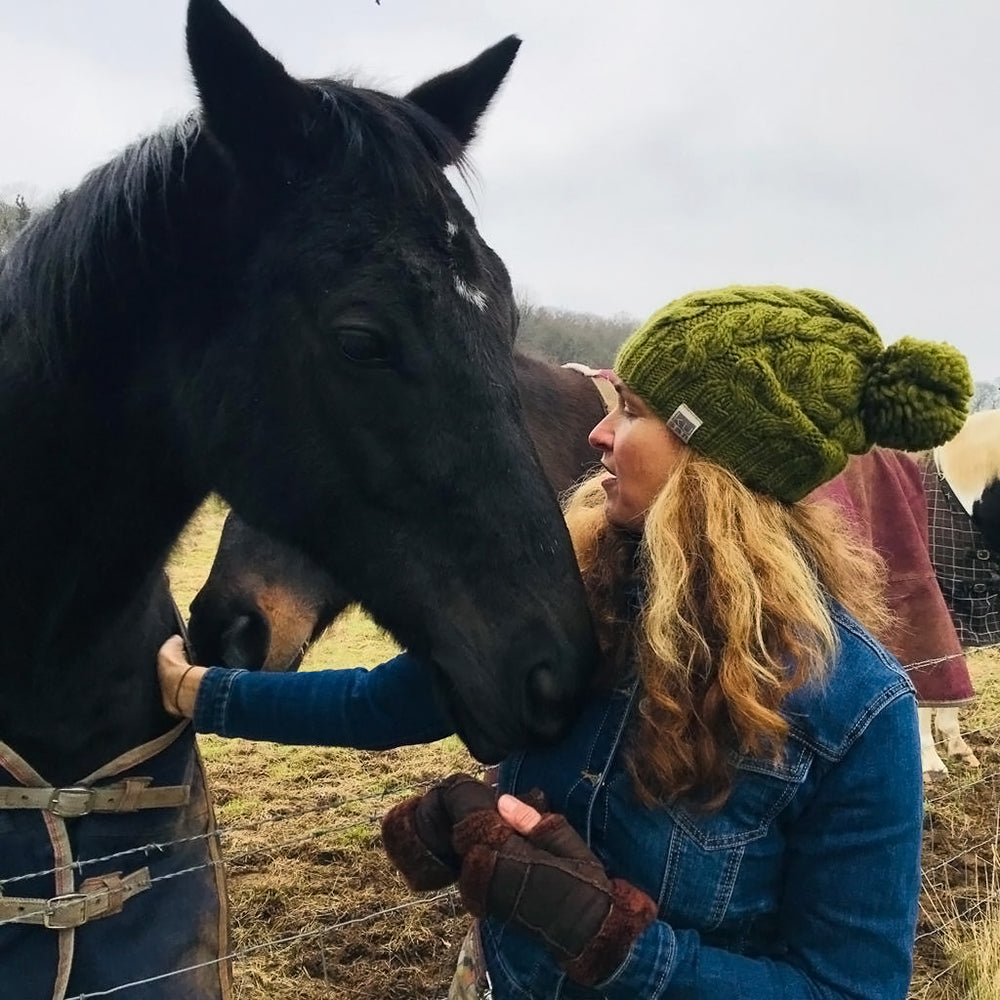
[614,286,973,503]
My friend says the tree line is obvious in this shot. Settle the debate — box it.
[972,379,1000,413]
[515,296,639,368]
[0,195,31,254]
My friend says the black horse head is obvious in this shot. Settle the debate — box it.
[188,357,608,678]
[179,7,599,761]
[0,0,596,779]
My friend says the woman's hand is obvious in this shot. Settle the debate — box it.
[157,635,207,719]
[457,797,657,986]
[381,780,550,892]
[497,793,542,833]
[381,774,500,891]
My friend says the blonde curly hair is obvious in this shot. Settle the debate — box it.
[562,451,891,809]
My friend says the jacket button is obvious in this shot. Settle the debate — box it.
[972,583,987,595]
[977,549,992,561]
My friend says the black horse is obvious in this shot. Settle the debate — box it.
[0,2,596,996]
[189,356,610,672]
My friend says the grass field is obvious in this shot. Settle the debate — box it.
[167,500,1000,1000]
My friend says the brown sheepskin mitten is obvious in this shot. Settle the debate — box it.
[455,811,657,986]
[381,774,500,891]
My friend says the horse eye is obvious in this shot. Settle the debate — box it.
[336,327,391,367]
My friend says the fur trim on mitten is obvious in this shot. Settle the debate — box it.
[381,794,458,891]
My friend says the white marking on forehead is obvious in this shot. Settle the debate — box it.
[455,274,489,311]
[446,218,489,311]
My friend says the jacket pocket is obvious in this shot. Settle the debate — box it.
[667,744,810,850]
[656,743,812,932]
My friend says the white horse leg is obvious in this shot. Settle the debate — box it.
[934,706,980,767]
[919,707,949,779]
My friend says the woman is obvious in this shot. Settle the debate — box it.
[160,285,972,999]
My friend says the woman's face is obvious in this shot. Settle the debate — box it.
[588,375,685,530]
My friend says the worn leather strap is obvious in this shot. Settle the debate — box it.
[0,777,190,817]
[0,866,151,929]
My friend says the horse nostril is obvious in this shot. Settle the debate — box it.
[527,661,561,704]
[523,661,575,744]
[219,612,270,670]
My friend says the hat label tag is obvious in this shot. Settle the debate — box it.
[667,403,703,443]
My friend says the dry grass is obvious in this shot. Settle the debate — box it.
[938,839,1000,1000]
[201,734,477,999]
[912,648,1000,1000]
[167,501,1000,999]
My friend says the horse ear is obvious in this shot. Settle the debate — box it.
[405,36,521,156]
[186,0,314,176]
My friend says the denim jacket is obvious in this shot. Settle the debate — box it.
[486,603,922,999]
[194,603,922,999]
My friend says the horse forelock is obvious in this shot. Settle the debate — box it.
[309,78,471,201]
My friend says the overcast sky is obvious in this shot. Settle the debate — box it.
[2,0,998,377]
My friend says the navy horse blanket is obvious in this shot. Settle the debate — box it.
[0,722,231,999]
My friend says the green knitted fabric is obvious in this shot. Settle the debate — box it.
[614,286,973,503]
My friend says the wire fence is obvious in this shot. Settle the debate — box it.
[63,893,459,999]
[3,645,999,999]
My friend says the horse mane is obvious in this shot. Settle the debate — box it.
[0,77,468,379]
[0,114,199,373]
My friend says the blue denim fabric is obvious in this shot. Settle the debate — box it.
[482,604,923,999]
[193,651,454,748]
[192,609,922,999]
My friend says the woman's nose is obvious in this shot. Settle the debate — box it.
[589,412,613,450]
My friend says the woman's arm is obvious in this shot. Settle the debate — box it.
[157,636,455,749]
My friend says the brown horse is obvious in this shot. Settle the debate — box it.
[187,355,610,672]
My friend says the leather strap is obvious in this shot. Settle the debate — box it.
[0,777,190,817]
[0,867,151,929]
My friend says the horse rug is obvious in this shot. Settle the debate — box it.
[812,448,973,706]
[922,455,1000,647]
[0,722,232,1000]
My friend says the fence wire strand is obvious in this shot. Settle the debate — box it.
[61,891,459,1000]
[0,774,451,893]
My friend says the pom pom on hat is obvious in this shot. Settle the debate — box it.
[614,286,974,502]
[862,337,974,451]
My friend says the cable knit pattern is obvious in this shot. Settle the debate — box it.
[614,286,973,502]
